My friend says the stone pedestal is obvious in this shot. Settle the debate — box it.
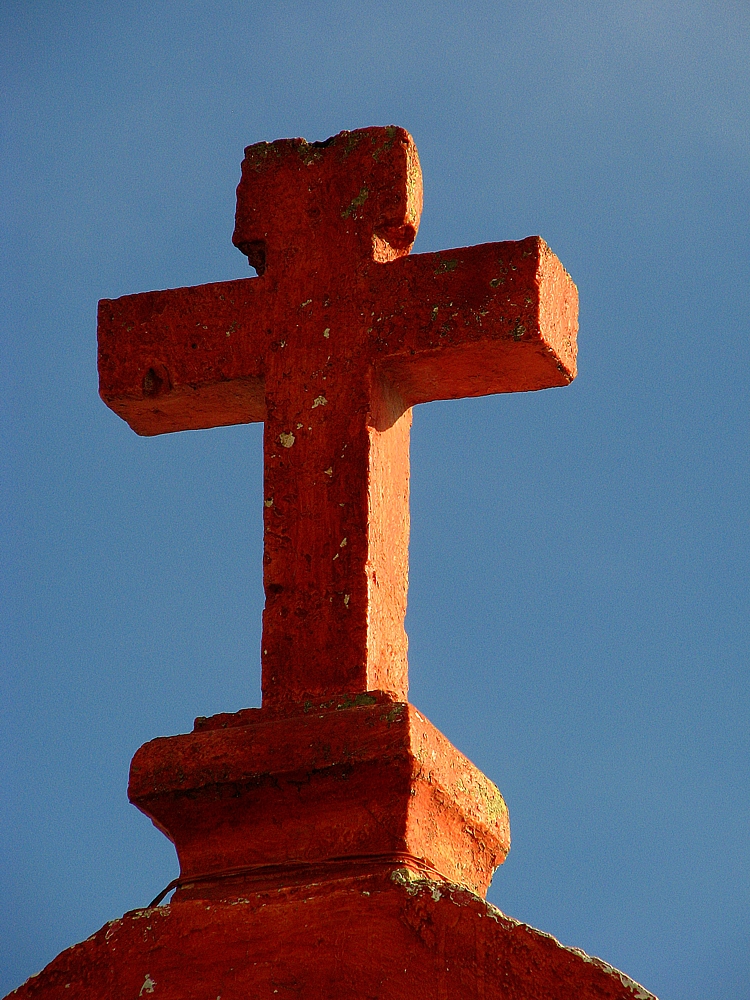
[8,699,655,1000]
[129,694,509,901]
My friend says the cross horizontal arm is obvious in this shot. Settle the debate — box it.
[98,278,269,436]
[371,236,577,407]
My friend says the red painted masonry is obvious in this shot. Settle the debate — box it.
[6,129,656,1000]
[97,126,577,710]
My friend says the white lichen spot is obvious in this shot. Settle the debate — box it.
[323,328,330,338]
[139,974,156,995]
[279,432,295,448]
[324,467,333,476]
[264,499,274,507]
[340,537,348,547]
[312,395,328,408]
[300,299,312,308]
[344,594,350,606]
[390,868,421,895]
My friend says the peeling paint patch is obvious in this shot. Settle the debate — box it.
[104,919,122,943]
[435,259,458,275]
[279,432,295,448]
[264,499,274,507]
[323,328,330,338]
[342,187,369,219]
[139,973,156,995]
[312,395,328,408]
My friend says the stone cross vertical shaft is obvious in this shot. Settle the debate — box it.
[98,126,578,710]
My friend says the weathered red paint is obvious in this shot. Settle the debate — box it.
[9,874,654,1000]
[129,696,509,900]
[97,125,577,710]
[6,129,655,1000]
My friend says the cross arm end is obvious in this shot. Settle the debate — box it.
[97,279,267,436]
[373,236,578,407]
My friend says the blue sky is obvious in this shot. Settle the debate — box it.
[2,3,748,997]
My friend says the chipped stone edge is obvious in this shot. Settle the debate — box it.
[390,868,657,1000]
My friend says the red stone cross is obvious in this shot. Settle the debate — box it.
[98,126,578,711]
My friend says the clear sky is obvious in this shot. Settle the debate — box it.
[2,3,748,998]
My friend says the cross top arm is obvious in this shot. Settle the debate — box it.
[232,126,423,274]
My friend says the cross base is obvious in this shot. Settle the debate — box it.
[128,696,510,900]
